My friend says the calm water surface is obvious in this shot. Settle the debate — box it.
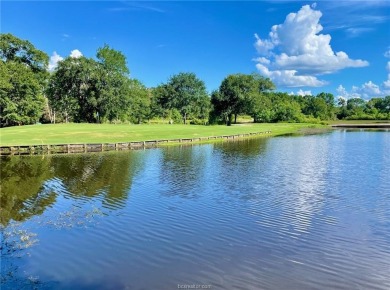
[1,130,389,289]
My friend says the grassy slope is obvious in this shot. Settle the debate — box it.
[0,123,323,146]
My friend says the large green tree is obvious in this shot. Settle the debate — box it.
[0,33,48,127]
[127,79,151,124]
[95,45,131,122]
[299,94,334,120]
[155,72,209,124]
[250,92,273,123]
[212,73,275,125]
[0,33,48,79]
[47,45,132,123]
[46,56,97,122]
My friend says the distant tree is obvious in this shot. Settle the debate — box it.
[338,97,347,107]
[218,74,249,124]
[155,72,209,124]
[95,45,131,122]
[336,97,348,119]
[210,90,228,124]
[303,96,330,120]
[316,92,335,107]
[249,91,273,123]
[264,92,303,122]
[47,45,131,123]
[193,93,211,124]
[46,56,97,123]
[365,98,381,117]
[0,33,48,127]
[347,97,366,110]
[334,97,369,120]
[273,99,302,122]
[149,87,166,120]
[150,85,180,122]
[0,33,48,82]
[368,96,390,114]
[127,79,151,124]
[96,44,129,75]
[316,92,336,119]
[383,96,390,113]
[213,73,274,125]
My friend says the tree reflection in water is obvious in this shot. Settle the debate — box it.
[1,151,144,226]
[0,151,145,287]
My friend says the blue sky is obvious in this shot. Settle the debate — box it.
[2,1,390,99]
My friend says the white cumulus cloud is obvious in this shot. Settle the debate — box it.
[254,4,369,88]
[336,85,356,100]
[336,85,348,98]
[289,89,313,96]
[337,79,390,100]
[256,63,325,87]
[297,89,313,96]
[48,49,84,71]
[70,49,83,58]
[357,81,383,97]
[48,51,64,71]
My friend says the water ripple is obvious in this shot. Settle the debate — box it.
[1,131,389,289]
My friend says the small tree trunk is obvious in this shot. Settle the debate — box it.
[48,106,53,123]
[234,114,237,124]
[183,112,187,124]
[227,114,232,126]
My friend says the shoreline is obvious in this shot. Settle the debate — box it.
[0,123,390,157]
[5,121,389,155]
[331,123,390,128]
[0,130,273,156]
[0,123,324,147]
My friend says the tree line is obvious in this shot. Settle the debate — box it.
[1,33,389,128]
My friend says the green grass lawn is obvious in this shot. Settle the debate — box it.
[0,123,325,146]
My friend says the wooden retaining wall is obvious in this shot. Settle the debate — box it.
[0,131,272,156]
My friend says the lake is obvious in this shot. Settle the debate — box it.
[1,130,389,290]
